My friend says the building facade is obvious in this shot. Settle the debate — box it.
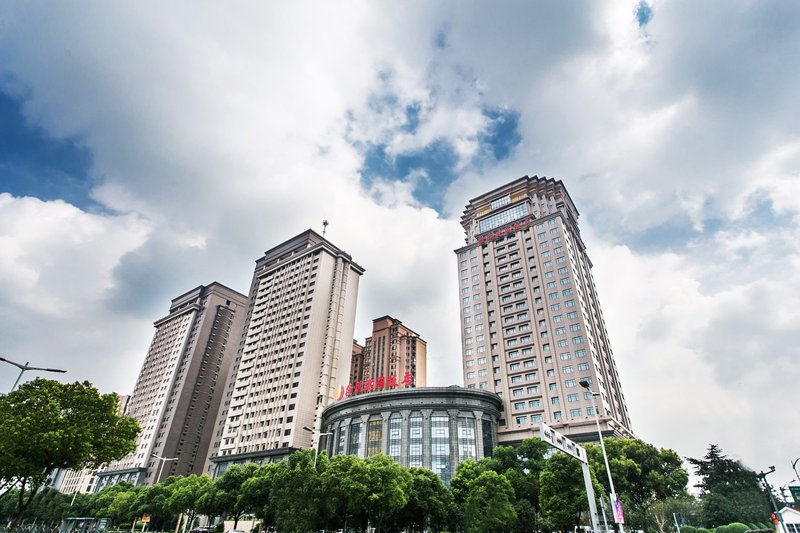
[96,283,248,489]
[456,176,633,444]
[351,315,427,388]
[206,230,364,476]
[320,387,502,485]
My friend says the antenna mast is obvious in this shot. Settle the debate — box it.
[322,219,329,238]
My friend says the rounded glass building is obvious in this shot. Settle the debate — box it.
[319,386,502,484]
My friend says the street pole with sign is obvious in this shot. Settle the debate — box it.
[540,422,601,532]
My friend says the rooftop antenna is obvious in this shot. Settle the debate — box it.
[322,219,329,238]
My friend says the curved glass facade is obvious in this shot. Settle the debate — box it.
[320,387,502,484]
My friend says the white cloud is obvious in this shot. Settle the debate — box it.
[1,0,799,487]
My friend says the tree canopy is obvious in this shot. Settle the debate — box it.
[687,444,772,527]
[0,379,140,532]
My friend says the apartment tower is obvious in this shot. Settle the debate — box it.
[206,230,363,475]
[351,316,427,388]
[456,176,633,443]
[95,283,248,489]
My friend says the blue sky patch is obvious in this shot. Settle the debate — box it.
[479,107,522,161]
[635,1,653,27]
[0,90,97,209]
[356,101,522,212]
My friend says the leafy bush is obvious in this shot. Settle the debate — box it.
[681,525,698,533]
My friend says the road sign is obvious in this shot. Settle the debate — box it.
[540,422,588,462]
[141,515,150,524]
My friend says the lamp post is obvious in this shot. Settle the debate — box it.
[757,467,787,533]
[0,355,67,392]
[580,379,624,533]
[792,458,800,482]
[152,454,178,482]
[302,426,334,468]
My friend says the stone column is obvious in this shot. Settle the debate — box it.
[359,414,369,458]
[421,409,432,470]
[473,410,485,458]
[380,412,391,455]
[400,410,410,465]
[448,409,459,478]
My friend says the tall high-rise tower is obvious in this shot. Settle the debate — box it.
[96,283,248,489]
[351,316,427,388]
[456,176,632,443]
[206,230,364,475]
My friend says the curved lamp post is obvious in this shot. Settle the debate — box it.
[152,454,178,482]
[303,426,334,468]
[580,379,624,533]
[0,355,67,392]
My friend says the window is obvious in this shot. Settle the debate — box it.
[557,339,568,347]
[512,388,523,397]
[532,413,543,422]
[478,203,530,232]
[572,336,584,345]
[511,375,522,383]
[551,397,560,405]
[577,363,590,371]
[565,379,577,387]
[491,195,511,210]
[515,415,528,425]
[509,362,521,370]
[562,288,573,296]
[550,303,561,312]
[560,277,570,285]
[560,352,571,360]
[514,402,525,410]
[525,373,537,381]
[575,349,587,358]
[570,408,582,417]
[527,385,539,394]
[570,324,581,332]
[529,399,541,408]
[563,365,573,373]
[565,300,575,307]
[466,371,475,379]
[553,411,562,420]
[567,393,578,402]
[546,369,555,377]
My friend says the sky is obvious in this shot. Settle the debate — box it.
[1,1,799,489]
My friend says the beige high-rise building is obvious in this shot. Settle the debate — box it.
[96,283,248,489]
[352,316,427,388]
[456,176,633,443]
[206,230,363,475]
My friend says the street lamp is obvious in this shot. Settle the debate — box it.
[0,355,67,392]
[792,458,800,482]
[152,454,178,482]
[580,379,624,533]
[757,467,787,533]
[302,426,334,468]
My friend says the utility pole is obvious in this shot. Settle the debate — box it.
[757,467,787,533]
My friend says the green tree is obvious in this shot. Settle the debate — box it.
[483,438,550,532]
[198,462,260,527]
[539,452,590,532]
[361,454,411,532]
[462,470,517,533]
[270,449,324,532]
[239,463,279,530]
[319,453,372,531]
[0,379,140,532]
[649,496,701,533]
[166,474,213,532]
[687,444,772,527]
[134,481,178,531]
[92,483,140,527]
[394,467,451,532]
[585,438,690,530]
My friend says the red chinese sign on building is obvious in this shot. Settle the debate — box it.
[475,217,534,245]
[336,372,414,400]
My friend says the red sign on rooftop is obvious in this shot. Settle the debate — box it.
[475,217,533,245]
[336,372,413,400]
